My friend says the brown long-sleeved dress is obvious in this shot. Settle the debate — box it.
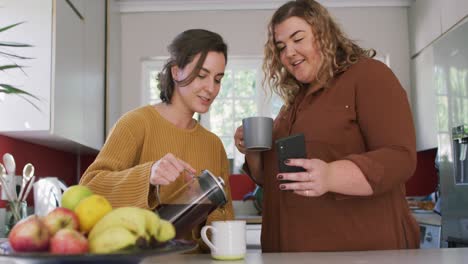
[259,58,420,252]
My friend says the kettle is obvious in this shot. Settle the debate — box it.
[33,177,67,216]
[155,169,228,238]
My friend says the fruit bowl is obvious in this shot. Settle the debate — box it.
[0,239,197,264]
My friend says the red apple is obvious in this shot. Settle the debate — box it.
[8,215,50,252]
[42,207,80,236]
[50,229,89,254]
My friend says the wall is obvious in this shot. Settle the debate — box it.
[106,0,123,134]
[119,7,411,116]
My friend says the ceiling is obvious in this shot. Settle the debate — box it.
[117,0,415,13]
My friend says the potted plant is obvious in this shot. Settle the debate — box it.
[0,22,40,110]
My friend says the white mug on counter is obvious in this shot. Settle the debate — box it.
[201,220,246,260]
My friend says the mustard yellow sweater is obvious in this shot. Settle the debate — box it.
[80,105,234,250]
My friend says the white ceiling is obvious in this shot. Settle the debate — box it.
[117,0,415,13]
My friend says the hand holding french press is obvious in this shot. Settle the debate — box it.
[150,153,196,186]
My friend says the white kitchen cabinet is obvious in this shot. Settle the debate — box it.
[246,224,261,249]
[409,0,467,151]
[0,0,105,152]
[410,46,438,151]
[408,0,442,56]
[441,0,468,33]
[409,0,468,56]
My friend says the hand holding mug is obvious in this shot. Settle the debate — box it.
[234,125,247,154]
[150,153,196,186]
[237,116,273,152]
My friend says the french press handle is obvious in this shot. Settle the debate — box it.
[154,169,227,205]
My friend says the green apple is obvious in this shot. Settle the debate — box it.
[61,185,93,210]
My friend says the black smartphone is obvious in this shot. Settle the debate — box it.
[275,133,307,175]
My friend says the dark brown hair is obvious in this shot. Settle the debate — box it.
[263,0,375,107]
[157,29,228,103]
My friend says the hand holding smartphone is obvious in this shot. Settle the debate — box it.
[275,133,307,177]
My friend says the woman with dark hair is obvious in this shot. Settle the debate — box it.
[81,29,234,251]
[234,0,419,252]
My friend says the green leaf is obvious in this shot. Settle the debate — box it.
[0,50,33,60]
[0,41,33,48]
[0,83,39,100]
[0,64,24,71]
[0,84,41,112]
[0,22,25,33]
[17,94,42,112]
[0,21,40,111]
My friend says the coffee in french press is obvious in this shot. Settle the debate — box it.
[155,170,227,238]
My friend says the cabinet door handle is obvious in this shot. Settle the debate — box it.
[65,0,84,20]
[426,232,433,242]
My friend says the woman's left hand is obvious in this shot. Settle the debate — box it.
[277,158,331,197]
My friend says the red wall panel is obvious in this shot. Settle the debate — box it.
[405,148,438,196]
[0,135,96,207]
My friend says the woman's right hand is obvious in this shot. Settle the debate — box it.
[234,125,247,154]
[150,153,196,186]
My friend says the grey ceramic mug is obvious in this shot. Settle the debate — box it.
[242,116,273,151]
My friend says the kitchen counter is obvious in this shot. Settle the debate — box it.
[412,211,441,226]
[142,248,468,264]
[235,214,262,224]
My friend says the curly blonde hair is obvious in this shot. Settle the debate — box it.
[263,0,375,107]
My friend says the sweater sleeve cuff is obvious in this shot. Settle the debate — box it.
[134,161,156,209]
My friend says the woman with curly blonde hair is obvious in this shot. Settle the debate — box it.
[264,0,375,107]
[234,0,419,252]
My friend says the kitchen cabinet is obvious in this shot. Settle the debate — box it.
[0,0,105,152]
[409,0,468,56]
[246,224,261,249]
[441,0,468,33]
[413,211,442,248]
[408,0,442,56]
[410,46,438,151]
[409,0,467,151]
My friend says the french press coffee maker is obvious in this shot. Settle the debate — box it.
[155,169,227,238]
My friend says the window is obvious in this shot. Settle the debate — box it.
[141,58,166,105]
[141,56,281,173]
[210,57,281,172]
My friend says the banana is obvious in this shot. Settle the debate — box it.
[89,226,137,254]
[142,209,161,238]
[88,207,148,242]
[155,219,176,242]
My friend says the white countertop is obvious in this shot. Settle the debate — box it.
[235,214,262,224]
[412,211,441,226]
[141,248,468,264]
